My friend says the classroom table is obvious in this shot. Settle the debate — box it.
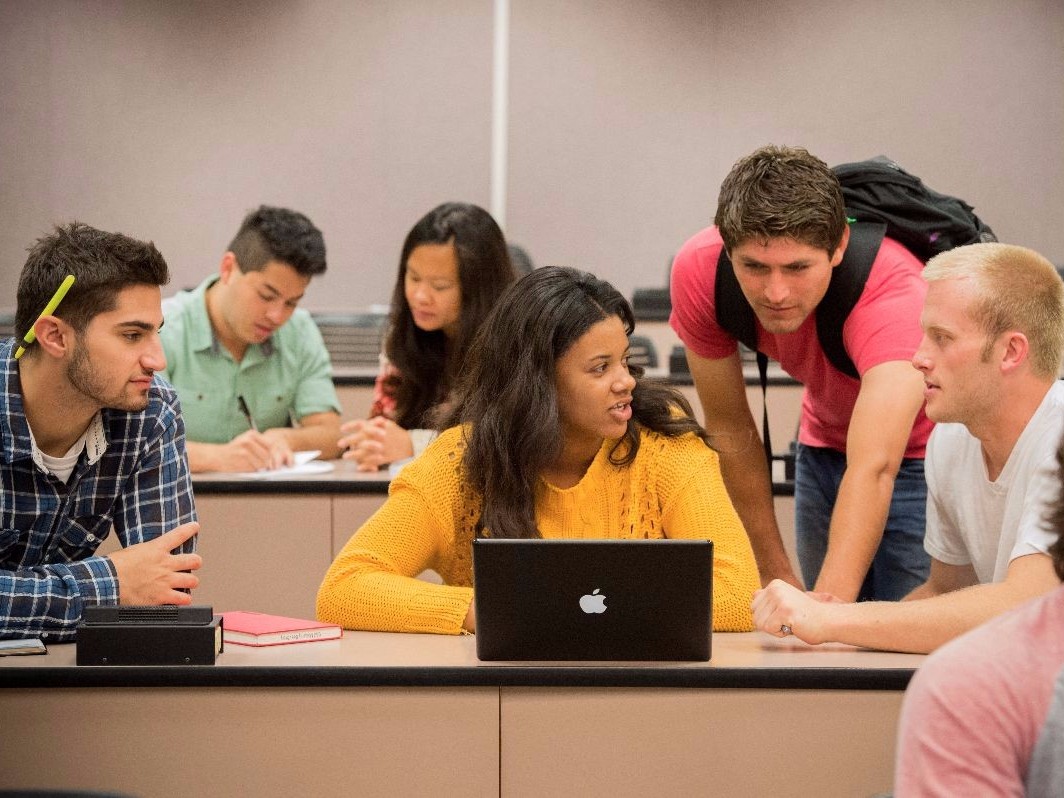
[0,630,923,798]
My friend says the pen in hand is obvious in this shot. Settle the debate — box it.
[237,395,258,432]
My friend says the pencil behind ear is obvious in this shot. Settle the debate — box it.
[31,315,73,358]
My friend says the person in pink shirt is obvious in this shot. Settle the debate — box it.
[895,433,1064,796]
[670,145,932,602]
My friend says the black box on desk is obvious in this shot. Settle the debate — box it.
[76,605,223,665]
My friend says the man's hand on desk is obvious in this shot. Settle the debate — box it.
[339,416,414,472]
[751,579,844,645]
[110,522,203,606]
[200,430,294,472]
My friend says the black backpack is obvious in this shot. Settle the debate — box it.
[714,155,997,462]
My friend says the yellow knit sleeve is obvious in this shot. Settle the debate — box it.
[655,433,761,632]
[316,438,473,635]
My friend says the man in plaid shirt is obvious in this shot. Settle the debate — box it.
[1,222,201,641]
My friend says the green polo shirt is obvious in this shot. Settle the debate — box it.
[159,275,341,444]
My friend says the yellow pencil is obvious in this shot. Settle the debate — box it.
[14,274,76,359]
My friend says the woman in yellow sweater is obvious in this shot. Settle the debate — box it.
[317,266,760,634]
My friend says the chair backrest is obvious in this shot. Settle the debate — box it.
[631,288,671,322]
[311,312,387,371]
[628,335,658,369]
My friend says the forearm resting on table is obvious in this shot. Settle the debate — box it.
[820,555,1058,653]
[316,563,472,634]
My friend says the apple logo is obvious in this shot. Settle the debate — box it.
[579,589,607,614]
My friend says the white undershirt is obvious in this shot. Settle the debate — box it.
[38,428,90,483]
[27,412,106,484]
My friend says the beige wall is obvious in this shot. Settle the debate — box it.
[0,0,494,308]
[1,0,1061,310]
[506,0,1064,286]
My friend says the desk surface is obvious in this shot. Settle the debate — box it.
[192,458,391,494]
[0,630,923,690]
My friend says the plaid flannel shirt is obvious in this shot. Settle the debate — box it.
[0,338,197,641]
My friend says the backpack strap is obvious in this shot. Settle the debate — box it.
[815,221,886,380]
[714,248,757,352]
[714,249,773,467]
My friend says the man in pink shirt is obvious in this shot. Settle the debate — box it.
[671,145,932,602]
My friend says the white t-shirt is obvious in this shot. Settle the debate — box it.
[924,381,1064,583]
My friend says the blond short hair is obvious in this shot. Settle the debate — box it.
[923,243,1064,379]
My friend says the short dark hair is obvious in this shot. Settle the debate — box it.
[714,145,847,255]
[16,222,169,342]
[227,205,327,277]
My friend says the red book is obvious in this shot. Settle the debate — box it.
[219,611,343,647]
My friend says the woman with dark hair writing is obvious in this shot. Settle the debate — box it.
[319,266,759,632]
[339,202,516,470]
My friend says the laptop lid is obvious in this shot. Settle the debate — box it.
[472,538,713,661]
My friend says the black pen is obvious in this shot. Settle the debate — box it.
[237,395,258,432]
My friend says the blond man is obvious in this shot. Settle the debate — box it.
[753,242,1064,653]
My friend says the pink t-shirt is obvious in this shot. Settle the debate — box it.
[669,226,932,457]
[894,585,1064,796]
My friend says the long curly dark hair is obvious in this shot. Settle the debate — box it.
[384,203,515,429]
[440,266,709,539]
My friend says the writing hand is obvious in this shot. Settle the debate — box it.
[212,430,293,472]
[259,429,297,469]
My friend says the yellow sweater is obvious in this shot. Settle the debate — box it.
[317,426,760,634]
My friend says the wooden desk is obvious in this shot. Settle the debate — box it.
[0,631,923,798]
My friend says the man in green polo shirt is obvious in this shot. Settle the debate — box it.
[160,206,342,473]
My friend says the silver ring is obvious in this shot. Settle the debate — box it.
[779,624,793,636]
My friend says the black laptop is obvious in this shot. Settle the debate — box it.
[472,538,713,661]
